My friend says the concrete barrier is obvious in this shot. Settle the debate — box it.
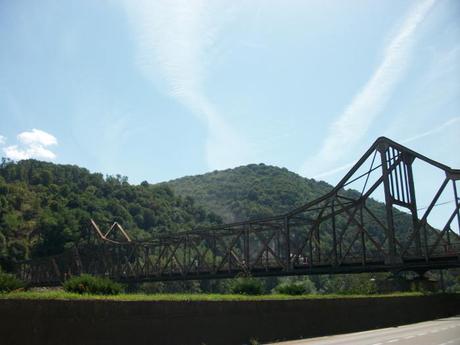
[0,294,459,345]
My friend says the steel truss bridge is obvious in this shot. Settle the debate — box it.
[16,137,460,286]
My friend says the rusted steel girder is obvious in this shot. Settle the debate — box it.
[17,137,460,286]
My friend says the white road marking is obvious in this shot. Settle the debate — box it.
[439,341,453,345]
[438,336,460,345]
[268,317,460,345]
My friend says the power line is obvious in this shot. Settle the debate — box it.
[417,199,455,212]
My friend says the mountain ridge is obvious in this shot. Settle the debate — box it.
[0,158,414,269]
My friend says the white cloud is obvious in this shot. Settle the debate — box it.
[3,129,57,161]
[0,135,5,145]
[121,0,248,170]
[300,0,436,177]
[3,145,56,161]
[18,128,57,147]
[311,116,458,181]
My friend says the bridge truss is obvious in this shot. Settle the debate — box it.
[17,137,460,286]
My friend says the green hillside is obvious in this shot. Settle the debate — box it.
[166,163,408,224]
[166,164,332,222]
[166,163,416,249]
[0,159,221,268]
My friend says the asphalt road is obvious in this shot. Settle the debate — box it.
[268,316,460,345]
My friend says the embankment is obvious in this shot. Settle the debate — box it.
[0,294,459,345]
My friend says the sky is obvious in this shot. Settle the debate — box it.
[1,0,459,189]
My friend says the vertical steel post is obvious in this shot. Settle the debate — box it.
[244,225,250,270]
[331,201,338,266]
[405,154,422,257]
[453,179,460,239]
[316,224,321,263]
[284,216,291,270]
[276,229,282,257]
[360,204,366,265]
[378,143,398,264]
[184,235,188,272]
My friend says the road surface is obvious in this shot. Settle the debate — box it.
[268,316,460,345]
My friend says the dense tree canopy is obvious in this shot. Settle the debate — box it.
[0,159,222,268]
[167,163,333,222]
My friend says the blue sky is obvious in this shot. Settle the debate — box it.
[1,0,459,188]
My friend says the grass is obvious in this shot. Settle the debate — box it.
[0,290,425,302]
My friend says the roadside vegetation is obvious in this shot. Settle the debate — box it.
[0,269,24,292]
[0,271,458,301]
[229,276,264,295]
[63,274,123,295]
[0,290,425,302]
[273,278,317,295]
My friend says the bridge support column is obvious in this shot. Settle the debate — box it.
[453,177,460,243]
[244,225,250,271]
[284,216,291,270]
[378,143,399,265]
[331,201,338,266]
[404,153,422,257]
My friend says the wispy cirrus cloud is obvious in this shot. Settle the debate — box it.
[3,129,58,161]
[0,135,5,145]
[121,0,248,170]
[300,0,436,177]
[401,116,460,144]
[312,116,459,180]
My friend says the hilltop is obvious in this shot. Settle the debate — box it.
[165,163,412,235]
[166,163,332,223]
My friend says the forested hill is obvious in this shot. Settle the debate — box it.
[0,159,222,267]
[166,163,341,222]
[166,163,412,231]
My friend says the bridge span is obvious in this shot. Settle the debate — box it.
[16,137,460,286]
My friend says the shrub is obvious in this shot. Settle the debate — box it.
[274,278,316,295]
[274,281,307,295]
[230,276,263,295]
[139,280,202,294]
[323,274,378,295]
[63,274,123,295]
[0,270,24,292]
